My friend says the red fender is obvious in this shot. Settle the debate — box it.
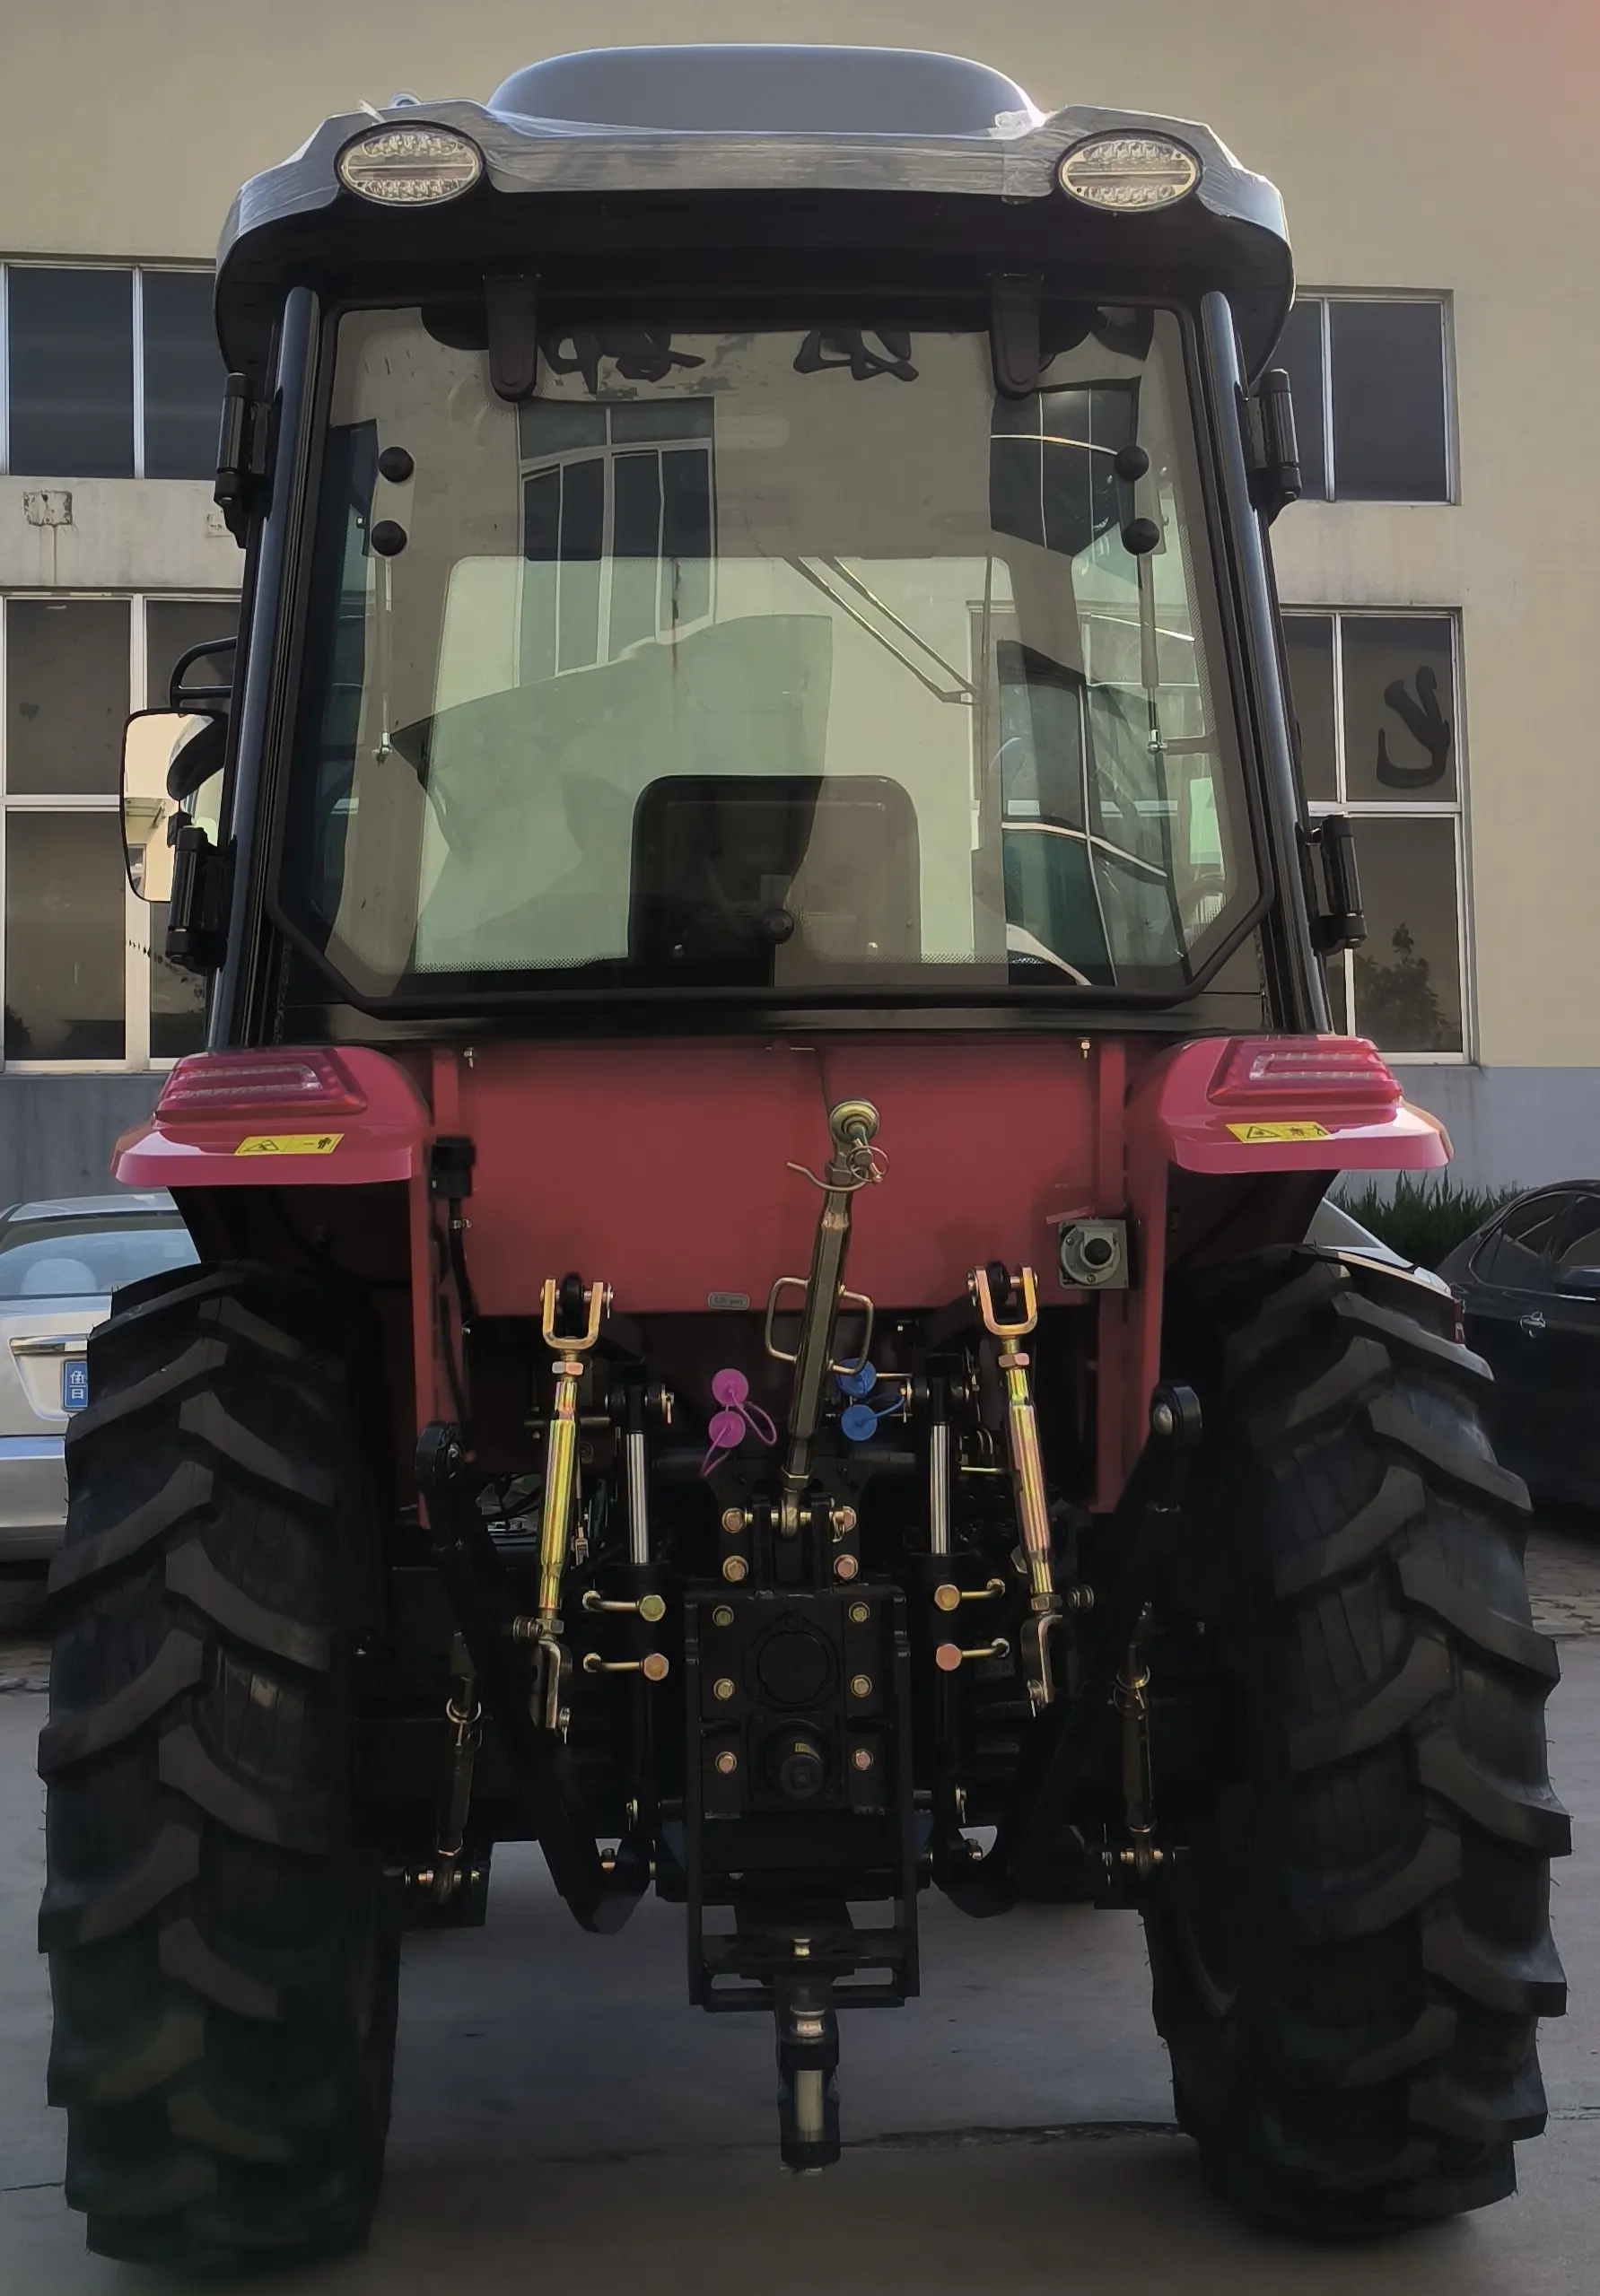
[112,1047,430,1187]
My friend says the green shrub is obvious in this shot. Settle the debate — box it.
[1333,1173,1520,1272]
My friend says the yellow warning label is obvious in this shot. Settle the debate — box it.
[233,1133,345,1157]
[1226,1120,1333,1144]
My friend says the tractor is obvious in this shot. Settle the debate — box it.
[40,44,1567,2267]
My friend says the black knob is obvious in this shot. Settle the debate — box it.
[758,907,796,944]
[1122,517,1160,556]
[768,1730,828,1803]
[377,445,415,484]
[370,519,408,557]
[1114,442,1150,482]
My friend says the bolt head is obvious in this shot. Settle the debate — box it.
[848,1602,870,1624]
[637,1592,667,1624]
[713,1604,735,1628]
[1150,1399,1176,1439]
[721,1506,746,1535]
[713,1676,736,1702]
[834,1554,860,1582]
[933,1583,962,1613]
[832,1506,858,1534]
[934,1643,964,1673]
[852,1747,874,1771]
[715,1750,738,1775]
[721,1555,749,1583]
[642,1652,669,1682]
[849,1673,872,1698]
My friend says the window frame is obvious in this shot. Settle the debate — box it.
[515,409,720,676]
[264,290,1281,1024]
[1286,603,1471,1064]
[0,260,220,482]
[1289,290,1457,508]
[0,589,239,1073]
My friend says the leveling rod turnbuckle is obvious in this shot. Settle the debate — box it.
[970,1264,1064,1712]
[532,1275,609,1733]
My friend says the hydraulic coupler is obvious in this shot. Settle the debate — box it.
[970,1264,1063,1712]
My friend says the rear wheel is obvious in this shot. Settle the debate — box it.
[1150,1246,1569,2235]
[40,1263,398,2269]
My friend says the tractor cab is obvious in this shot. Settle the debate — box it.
[140,43,1343,1047]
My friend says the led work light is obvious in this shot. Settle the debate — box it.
[337,125,484,205]
[1059,133,1200,212]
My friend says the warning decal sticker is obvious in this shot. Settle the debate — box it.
[1225,1121,1333,1144]
[233,1133,345,1157]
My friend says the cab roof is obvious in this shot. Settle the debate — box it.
[215,44,1292,383]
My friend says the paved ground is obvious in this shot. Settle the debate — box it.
[1,1531,1596,2292]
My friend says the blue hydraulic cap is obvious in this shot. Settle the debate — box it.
[836,1362,879,1401]
[489,47,1038,136]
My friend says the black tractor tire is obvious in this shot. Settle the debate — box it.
[1149,1245,1568,2237]
[40,1262,398,2270]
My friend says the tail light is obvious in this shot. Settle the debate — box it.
[1210,1037,1401,1116]
[156,1049,369,1118]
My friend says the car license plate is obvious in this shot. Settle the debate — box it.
[62,1359,88,1412]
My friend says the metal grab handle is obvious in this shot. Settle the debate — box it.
[932,1579,1007,1611]
[934,1637,1011,1672]
[581,1652,670,1681]
[763,1275,875,1375]
[581,1590,667,1621]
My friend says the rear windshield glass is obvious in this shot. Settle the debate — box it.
[0,1216,197,1300]
[280,302,1256,1006]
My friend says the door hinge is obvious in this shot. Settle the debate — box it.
[214,373,273,545]
[1246,368,1302,523]
[164,823,229,973]
[1305,814,1367,955]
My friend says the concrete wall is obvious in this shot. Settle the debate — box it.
[0,1076,159,1208]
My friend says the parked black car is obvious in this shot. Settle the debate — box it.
[1438,1183,1600,1507]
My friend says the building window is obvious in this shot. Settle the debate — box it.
[518,398,714,676]
[1283,609,1465,1056]
[1276,296,1451,503]
[4,266,226,483]
[2,594,239,1067]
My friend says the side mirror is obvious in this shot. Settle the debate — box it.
[120,710,225,903]
[1557,1267,1600,1302]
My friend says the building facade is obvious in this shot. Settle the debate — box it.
[0,0,1592,1198]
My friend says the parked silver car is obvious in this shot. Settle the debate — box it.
[0,1192,197,1558]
